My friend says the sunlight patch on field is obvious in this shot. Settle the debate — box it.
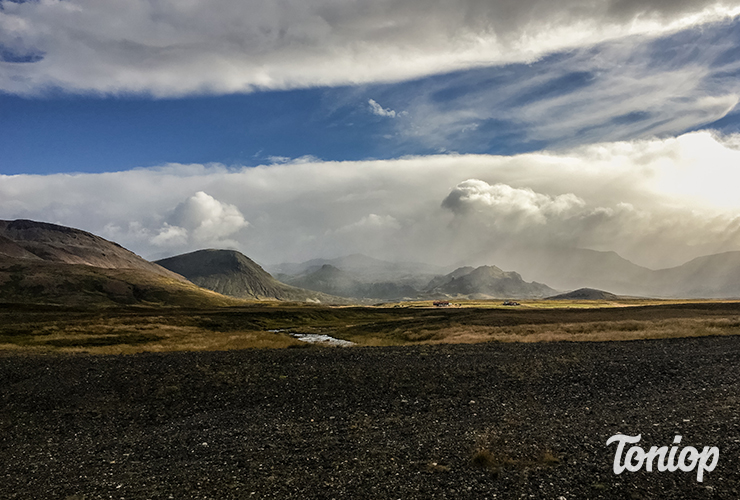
[411,317,740,344]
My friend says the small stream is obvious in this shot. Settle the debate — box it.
[268,329,355,346]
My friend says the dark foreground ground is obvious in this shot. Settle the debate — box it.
[1,336,739,499]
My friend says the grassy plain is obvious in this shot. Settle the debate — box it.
[2,299,740,355]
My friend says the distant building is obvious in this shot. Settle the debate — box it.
[502,301,520,306]
[433,300,451,307]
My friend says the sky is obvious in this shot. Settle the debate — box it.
[2,0,740,270]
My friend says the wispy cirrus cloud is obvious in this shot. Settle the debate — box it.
[367,20,740,153]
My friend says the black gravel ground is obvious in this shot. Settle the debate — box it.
[1,336,739,499]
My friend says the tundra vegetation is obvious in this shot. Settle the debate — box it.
[2,299,740,355]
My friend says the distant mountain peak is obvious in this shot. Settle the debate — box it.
[425,264,555,299]
[156,249,343,303]
[547,288,619,300]
[158,249,268,277]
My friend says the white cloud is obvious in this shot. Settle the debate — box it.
[159,191,248,247]
[439,179,661,258]
[1,131,740,267]
[1,0,739,96]
[368,99,396,118]
[150,223,189,247]
[329,213,403,257]
[337,214,401,232]
[442,180,586,225]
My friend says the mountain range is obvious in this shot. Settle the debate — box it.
[272,249,740,300]
[4,218,740,304]
[155,249,344,303]
[275,254,557,300]
[0,219,353,306]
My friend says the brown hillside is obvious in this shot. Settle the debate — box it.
[156,249,346,303]
[0,219,184,281]
[0,220,241,307]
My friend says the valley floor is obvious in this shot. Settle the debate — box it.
[2,300,740,354]
[1,336,739,499]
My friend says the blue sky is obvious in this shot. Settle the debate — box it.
[3,16,740,175]
[2,0,740,268]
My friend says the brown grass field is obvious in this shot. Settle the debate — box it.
[2,299,740,355]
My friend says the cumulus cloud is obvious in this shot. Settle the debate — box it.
[1,0,739,96]
[169,191,248,241]
[1,131,740,268]
[150,191,248,250]
[150,223,189,248]
[442,180,585,224]
[368,99,396,118]
[440,179,658,259]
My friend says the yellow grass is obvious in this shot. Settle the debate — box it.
[0,317,305,355]
[3,301,740,354]
[417,317,740,344]
[380,298,740,310]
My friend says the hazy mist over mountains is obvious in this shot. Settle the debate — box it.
[3,218,740,303]
[155,249,343,303]
[270,248,740,300]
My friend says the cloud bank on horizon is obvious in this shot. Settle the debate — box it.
[2,132,740,270]
[2,0,740,272]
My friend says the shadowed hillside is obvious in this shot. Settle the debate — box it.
[156,249,346,303]
[424,265,556,299]
[0,258,239,307]
[0,220,239,307]
[0,219,183,281]
[547,288,619,300]
[647,251,740,298]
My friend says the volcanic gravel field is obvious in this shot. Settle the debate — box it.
[1,336,740,499]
